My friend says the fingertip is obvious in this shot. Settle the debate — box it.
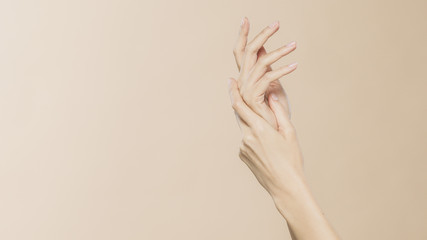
[270,93,279,101]
[242,17,250,34]
[268,93,285,115]
[288,62,298,69]
[268,93,279,111]
[242,17,248,25]
[268,20,279,29]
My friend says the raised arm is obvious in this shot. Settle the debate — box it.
[228,17,340,240]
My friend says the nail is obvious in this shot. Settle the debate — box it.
[288,62,298,68]
[271,93,279,101]
[240,17,245,27]
[228,77,232,86]
[269,21,279,29]
[286,41,296,47]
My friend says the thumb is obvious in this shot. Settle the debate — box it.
[268,93,295,136]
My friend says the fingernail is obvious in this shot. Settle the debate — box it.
[240,17,245,27]
[271,93,278,101]
[269,20,279,29]
[228,77,233,86]
[288,62,298,68]
[286,41,296,47]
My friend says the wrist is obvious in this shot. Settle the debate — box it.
[270,174,340,239]
[269,167,307,203]
[270,174,319,221]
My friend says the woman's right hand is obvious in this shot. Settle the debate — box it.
[228,62,340,240]
[228,76,305,201]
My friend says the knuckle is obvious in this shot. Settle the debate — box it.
[231,99,243,111]
[238,150,247,163]
[238,142,245,152]
[261,27,270,35]
[257,57,269,68]
[246,44,257,53]
[251,122,265,136]
[242,134,256,147]
[263,71,273,80]
[241,91,257,106]
[239,86,245,95]
[238,142,249,160]
[241,92,252,103]
[283,125,297,138]
[238,150,244,158]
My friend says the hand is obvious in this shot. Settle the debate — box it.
[232,17,297,130]
[228,77,304,199]
[228,19,340,240]
[228,77,340,240]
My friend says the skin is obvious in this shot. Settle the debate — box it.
[228,17,340,240]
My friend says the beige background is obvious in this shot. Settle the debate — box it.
[1,0,426,239]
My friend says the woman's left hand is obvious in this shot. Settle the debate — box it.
[232,17,297,130]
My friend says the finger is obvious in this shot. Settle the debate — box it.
[268,93,295,136]
[247,41,296,85]
[257,46,267,58]
[266,82,292,119]
[230,80,249,132]
[257,46,272,72]
[241,20,280,74]
[233,111,252,136]
[233,111,244,131]
[233,17,249,72]
[254,62,298,96]
[228,77,261,128]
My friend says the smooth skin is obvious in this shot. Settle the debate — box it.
[228,17,340,240]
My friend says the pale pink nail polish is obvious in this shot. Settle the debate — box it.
[240,17,245,27]
[288,62,298,68]
[271,93,279,100]
[286,41,296,47]
[269,21,279,29]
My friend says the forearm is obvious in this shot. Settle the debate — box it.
[228,20,340,238]
[270,174,340,240]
